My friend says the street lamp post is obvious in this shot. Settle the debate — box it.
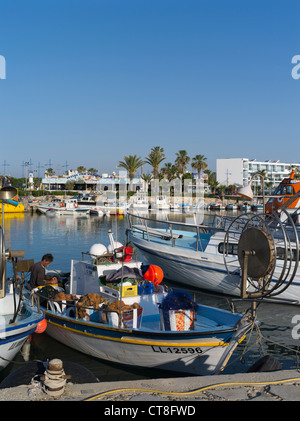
[237,172,265,213]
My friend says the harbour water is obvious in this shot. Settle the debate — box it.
[1,210,300,384]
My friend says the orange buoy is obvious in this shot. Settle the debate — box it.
[35,318,47,334]
[142,265,164,285]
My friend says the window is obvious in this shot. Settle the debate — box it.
[276,247,299,261]
[218,243,239,255]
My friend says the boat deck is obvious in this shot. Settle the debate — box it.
[131,225,212,252]
[140,312,234,333]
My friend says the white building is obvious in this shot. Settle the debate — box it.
[216,158,300,189]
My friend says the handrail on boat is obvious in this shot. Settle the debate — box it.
[126,211,234,252]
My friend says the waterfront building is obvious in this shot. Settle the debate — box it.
[216,158,300,190]
[41,171,144,192]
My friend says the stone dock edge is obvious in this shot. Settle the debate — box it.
[0,369,300,401]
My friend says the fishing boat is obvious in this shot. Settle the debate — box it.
[225,203,239,211]
[74,192,99,207]
[210,202,226,211]
[30,234,256,376]
[126,211,300,304]
[37,198,90,216]
[150,195,170,211]
[0,198,24,214]
[129,192,149,212]
[0,186,45,370]
[239,202,251,212]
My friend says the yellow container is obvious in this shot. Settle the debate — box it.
[107,283,138,297]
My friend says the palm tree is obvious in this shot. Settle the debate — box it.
[210,180,219,195]
[88,168,98,174]
[144,146,166,179]
[191,154,208,179]
[255,170,267,195]
[175,150,190,176]
[118,155,145,189]
[45,168,55,176]
[161,162,178,182]
[141,173,152,192]
[77,166,86,173]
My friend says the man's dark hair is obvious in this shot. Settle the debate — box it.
[42,253,54,262]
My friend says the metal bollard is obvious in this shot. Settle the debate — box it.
[41,359,71,398]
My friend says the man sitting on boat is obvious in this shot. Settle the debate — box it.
[29,253,58,289]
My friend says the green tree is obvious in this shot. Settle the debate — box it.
[45,168,55,176]
[141,173,153,192]
[118,155,145,189]
[161,162,178,182]
[175,150,190,176]
[77,166,86,173]
[191,154,207,179]
[88,168,98,174]
[144,146,166,179]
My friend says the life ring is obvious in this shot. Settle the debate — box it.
[74,202,78,208]
[60,202,64,207]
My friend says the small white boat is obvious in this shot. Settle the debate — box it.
[0,219,45,371]
[225,203,239,211]
[127,211,300,304]
[38,198,90,216]
[129,193,149,212]
[169,201,181,212]
[150,195,170,211]
[31,234,256,376]
[239,202,251,212]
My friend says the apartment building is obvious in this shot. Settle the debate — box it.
[216,158,300,189]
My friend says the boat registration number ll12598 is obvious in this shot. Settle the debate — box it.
[151,346,202,354]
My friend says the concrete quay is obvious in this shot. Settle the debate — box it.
[0,369,300,402]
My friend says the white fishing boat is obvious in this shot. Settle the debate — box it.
[239,202,251,212]
[92,200,128,215]
[129,192,149,212]
[0,186,46,371]
[150,195,170,211]
[30,233,257,376]
[74,192,100,207]
[225,203,239,211]
[37,198,90,216]
[126,211,300,304]
[89,206,110,217]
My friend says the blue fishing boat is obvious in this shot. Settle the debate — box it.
[0,186,45,370]
[30,233,256,376]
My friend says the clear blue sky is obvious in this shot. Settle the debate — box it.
[0,0,299,178]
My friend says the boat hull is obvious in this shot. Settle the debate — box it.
[45,309,251,376]
[0,203,24,213]
[129,233,241,297]
[128,230,300,303]
[0,300,45,371]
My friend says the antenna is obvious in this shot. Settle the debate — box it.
[2,160,10,176]
[37,162,44,179]
[29,158,33,173]
[45,159,52,170]
[62,160,69,175]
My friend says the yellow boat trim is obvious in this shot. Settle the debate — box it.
[46,319,243,347]
[45,310,132,333]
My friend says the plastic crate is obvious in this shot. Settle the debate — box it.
[138,283,154,295]
[106,283,138,297]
